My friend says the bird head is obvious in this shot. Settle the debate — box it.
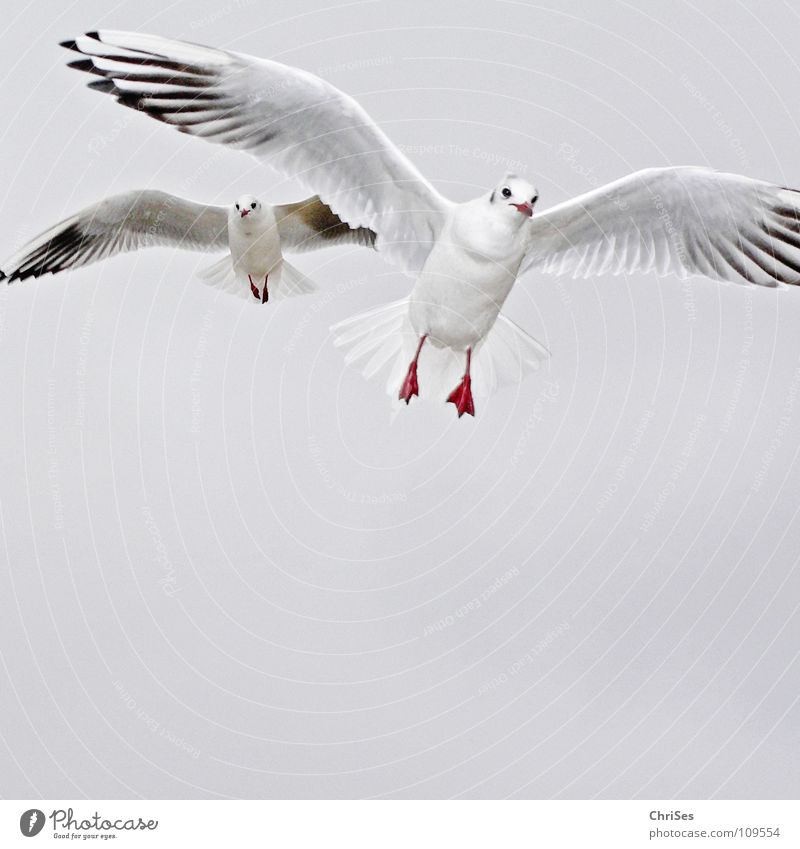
[489,174,539,221]
[233,194,263,219]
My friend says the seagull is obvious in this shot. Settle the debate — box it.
[1,189,375,303]
[62,30,800,416]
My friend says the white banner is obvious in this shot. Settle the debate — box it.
[1,800,797,848]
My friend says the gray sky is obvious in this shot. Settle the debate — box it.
[0,0,798,799]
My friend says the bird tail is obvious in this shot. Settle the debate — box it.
[197,256,317,301]
[331,299,549,404]
[276,259,318,297]
[197,253,242,297]
[332,299,411,398]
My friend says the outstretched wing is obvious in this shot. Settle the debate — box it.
[63,30,452,276]
[525,166,800,287]
[275,196,376,253]
[1,190,228,282]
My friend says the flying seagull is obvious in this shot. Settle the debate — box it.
[63,30,800,416]
[1,189,375,302]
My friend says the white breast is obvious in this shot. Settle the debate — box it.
[408,202,529,350]
[228,206,283,279]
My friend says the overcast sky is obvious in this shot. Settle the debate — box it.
[0,0,798,799]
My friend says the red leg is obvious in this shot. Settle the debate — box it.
[249,274,260,300]
[398,335,427,404]
[261,273,269,304]
[447,348,475,418]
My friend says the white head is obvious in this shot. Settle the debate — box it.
[488,174,539,222]
[233,194,264,220]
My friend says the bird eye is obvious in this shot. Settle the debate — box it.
[501,187,512,198]
[251,202,256,209]
[531,195,538,204]
[235,203,239,210]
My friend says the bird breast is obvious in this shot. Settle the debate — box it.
[229,214,282,277]
[451,201,531,263]
[409,236,522,349]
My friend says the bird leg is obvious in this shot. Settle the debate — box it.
[447,348,475,418]
[248,274,260,300]
[398,334,427,404]
[261,274,269,304]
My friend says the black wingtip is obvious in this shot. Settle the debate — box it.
[85,30,101,41]
[87,78,118,94]
[59,39,79,52]
[67,58,101,74]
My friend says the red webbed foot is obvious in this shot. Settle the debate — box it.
[447,347,475,418]
[446,375,475,418]
[398,362,419,404]
[398,335,427,405]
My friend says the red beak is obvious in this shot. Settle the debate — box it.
[512,202,533,218]
[240,209,249,218]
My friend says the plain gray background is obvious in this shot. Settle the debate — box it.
[0,0,798,799]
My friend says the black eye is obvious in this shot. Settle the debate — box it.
[531,195,538,204]
[251,202,256,209]
[501,187,512,198]
[235,204,239,210]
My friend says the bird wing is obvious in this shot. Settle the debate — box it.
[524,166,800,287]
[1,190,228,282]
[274,196,376,252]
[63,30,452,276]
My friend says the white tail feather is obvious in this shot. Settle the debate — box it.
[197,256,317,302]
[332,299,549,405]
[278,259,317,297]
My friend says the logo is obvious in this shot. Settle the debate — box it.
[19,809,45,837]
[17,807,159,838]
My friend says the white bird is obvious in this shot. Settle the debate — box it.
[62,30,800,416]
[1,189,375,303]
